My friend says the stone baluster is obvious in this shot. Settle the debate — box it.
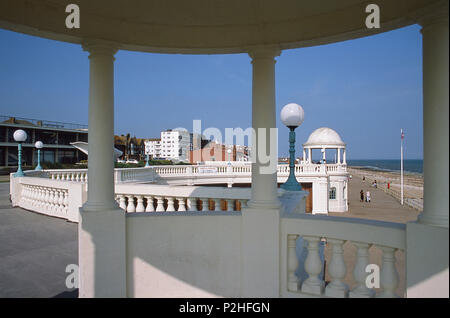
[166,197,175,211]
[44,188,51,211]
[135,195,145,212]
[201,198,210,211]
[349,242,375,298]
[63,191,69,214]
[117,195,127,210]
[51,189,58,213]
[177,198,186,211]
[155,196,165,212]
[301,236,324,295]
[325,239,348,298]
[214,198,222,211]
[377,246,399,298]
[226,199,234,211]
[287,234,299,291]
[187,198,198,211]
[126,195,136,212]
[57,190,64,214]
[145,196,154,212]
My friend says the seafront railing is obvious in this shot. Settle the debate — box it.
[39,162,347,185]
[281,213,405,298]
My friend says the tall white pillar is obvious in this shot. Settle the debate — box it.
[303,149,306,163]
[308,148,312,164]
[79,41,126,297]
[242,47,281,297]
[248,48,281,209]
[418,9,449,228]
[407,5,449,298]
[337,148,341,164]
[343,149,347,164]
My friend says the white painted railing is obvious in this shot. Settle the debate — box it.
[281,213,405,298]
[11,176,85,222]
[30,163,346,186]
[115,183,250,213]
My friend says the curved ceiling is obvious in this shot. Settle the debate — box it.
[0,0,443,54]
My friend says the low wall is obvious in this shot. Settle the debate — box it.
[126,212,242,297]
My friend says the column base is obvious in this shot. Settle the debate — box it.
[241,206,281,297]
[78,206,126,297]
[406,222,449,297]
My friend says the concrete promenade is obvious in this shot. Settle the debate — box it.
[0,183,77,298]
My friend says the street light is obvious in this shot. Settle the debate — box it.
[13,129,27,177]
[35,141,43,171]
[227,148,232,165]
[280,103,304,191]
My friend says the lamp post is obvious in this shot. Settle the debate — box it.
[13,129,27,177]
[35,141,43,171]
[280,103,304,191]
[144,143,150,167]
[227,148,232,165]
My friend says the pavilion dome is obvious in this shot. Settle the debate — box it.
[303,127,345,147]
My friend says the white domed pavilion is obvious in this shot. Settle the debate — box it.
[303,127,347,165]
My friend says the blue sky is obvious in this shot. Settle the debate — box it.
[0,25,423,160]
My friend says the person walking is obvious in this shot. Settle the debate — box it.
[360,190,364,202]
[366,190,371,203]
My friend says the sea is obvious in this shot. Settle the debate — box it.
[347,159,423,175]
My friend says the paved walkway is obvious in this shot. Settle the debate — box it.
[329,173,420,223]
[0,183,78,297]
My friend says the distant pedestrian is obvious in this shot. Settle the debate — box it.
[360,190,364,202]
[362,176,365,183]
[366,190,371,203]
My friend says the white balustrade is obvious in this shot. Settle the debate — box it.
[377,246,399,298]
[287,234,299,291]
[325,239,348,298]
[301,236,325,295]
[349,242,375,298]
[282,213,404,298]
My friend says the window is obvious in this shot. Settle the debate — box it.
[329,187,336,200]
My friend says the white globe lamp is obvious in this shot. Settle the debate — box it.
[13,129,27,177]
[35,141,44,171]
[280,103,304,191]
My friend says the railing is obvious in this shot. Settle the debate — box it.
[281,213,405,298]
[12,176,85,222]
[115,183,250,213]
[31,163,346,186]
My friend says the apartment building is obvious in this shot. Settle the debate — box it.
[144,138,162,158]
[160,129,191,162]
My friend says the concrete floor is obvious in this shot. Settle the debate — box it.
[0,183,78,298]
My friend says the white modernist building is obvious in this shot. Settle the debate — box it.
[160,129,191,162]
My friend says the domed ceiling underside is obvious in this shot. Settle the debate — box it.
[0,0,441,54]
[304,127,345,147]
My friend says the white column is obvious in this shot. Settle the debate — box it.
[337,148,341,164]
[418,9,449,228]
[406,6,449,298]
[82,43,118,212]
[79,41,126,298]
[248,48,280,209]
[302,149,306,163]
[242,47,282,297]
[343,149,347,164]
[308,148,312,164]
